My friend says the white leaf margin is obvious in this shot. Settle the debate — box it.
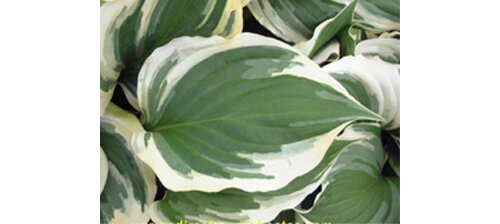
[132,33,379,193]
[101,103,157,205]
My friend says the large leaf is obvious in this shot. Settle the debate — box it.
[323,55,400,130]
[297,123,400,223]
[248,0,399,44]
[100,0,244,114]
[132,33,381,193]
[147,122,370,223]
[100,103,157,224]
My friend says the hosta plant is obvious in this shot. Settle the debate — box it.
[100,0,400,223]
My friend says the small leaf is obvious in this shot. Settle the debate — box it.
[323,56,400,130]
[100,103,157,224]
[298,123,400,223]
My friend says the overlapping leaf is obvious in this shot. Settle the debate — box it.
[248,0,399,44]
[100,0,245,114]
[297,123,400,223]
[248,0,346,43]
[99,1,401,222]
[131,33,381,193]
[294,0,359,63]
[100,103,157,224]
[323,55,400,130]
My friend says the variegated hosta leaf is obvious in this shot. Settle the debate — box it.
[148,120,366,223]
[100,0,244,114]
[132,32,381,193]
[100,147,109,194]
[309,27,364,65]
[248,0,346,43]
[100,103,157,224]
[355,37,400,64]
[248,0,399,44]
[297,123,400,223]
[294,0,358,63]
[323,56,400,130]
